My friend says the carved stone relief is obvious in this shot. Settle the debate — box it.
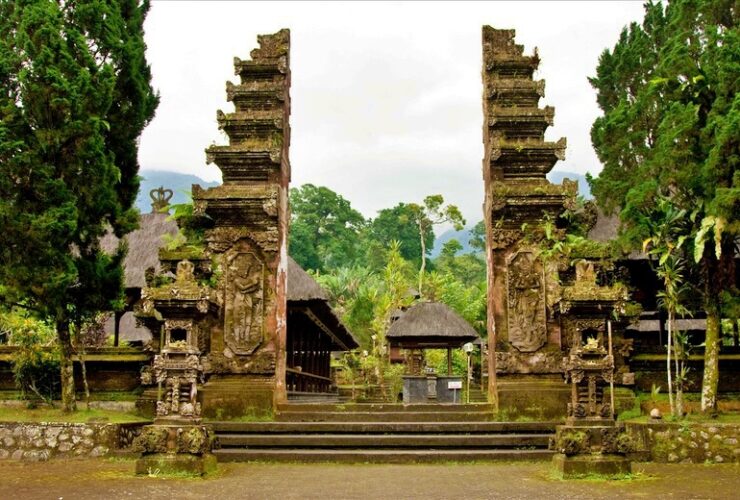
[224,248,265,355]
[506,250,547,352]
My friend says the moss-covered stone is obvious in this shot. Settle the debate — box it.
[551,453,632,478]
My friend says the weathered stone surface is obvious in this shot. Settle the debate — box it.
[482,26,575,397]
[0,422,143,462]
[135,29,292,420]
[552,453,632,478]
[627,421,740,463]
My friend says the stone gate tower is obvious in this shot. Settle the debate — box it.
[482,27,577,411]
[194,29,291,416]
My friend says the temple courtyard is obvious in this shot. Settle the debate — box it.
[0,459,738,499]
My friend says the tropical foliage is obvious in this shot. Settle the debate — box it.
[588,0,739,413]
[0,0,158,411]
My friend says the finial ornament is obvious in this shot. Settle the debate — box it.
[150,186,174,213]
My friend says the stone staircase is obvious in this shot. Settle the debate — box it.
[212,403,558,463]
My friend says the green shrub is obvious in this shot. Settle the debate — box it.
[1,311,60,404]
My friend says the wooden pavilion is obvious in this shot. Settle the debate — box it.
[286,257,358,396]
[387,302,480,375]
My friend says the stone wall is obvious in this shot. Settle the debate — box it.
[626,421,740,464]
[0,422,142,461]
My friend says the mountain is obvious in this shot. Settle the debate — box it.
[546,170,592,199]
[432,227,478,257]
[136,170,220,213]
[430,171,592,257]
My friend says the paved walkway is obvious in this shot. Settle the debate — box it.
[1,459,738,499]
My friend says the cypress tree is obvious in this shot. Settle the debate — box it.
[588,0,738,413]
[0,0,157,411]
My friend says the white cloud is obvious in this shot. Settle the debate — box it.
[138,0,646,224]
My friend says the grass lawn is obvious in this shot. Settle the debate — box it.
[626,412,740,424]
[0,406,148,424]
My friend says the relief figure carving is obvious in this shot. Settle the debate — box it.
[507,251,546,352]
[224,251,264,354]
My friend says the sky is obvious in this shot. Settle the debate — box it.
[138,1,647,226]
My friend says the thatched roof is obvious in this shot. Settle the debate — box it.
[104,311,152,343]
[100,212,178,289]
[286,257,358,350]
[287,256,328,301]
[588,207,619,243]
[588,208,649,260]
[386,302,480,348]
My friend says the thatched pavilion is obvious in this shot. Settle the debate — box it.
[286,256,358,395]
[387,301,480,376]
[101,201,358,398]
[100,211,178,344]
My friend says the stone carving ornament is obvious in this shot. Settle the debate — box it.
[224,250,265,355]
[506,251,547,352]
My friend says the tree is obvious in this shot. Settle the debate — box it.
[408,195,465,295]
[588,0,738,413]
[366,203,434,269]
[0,0,158,411]
[469,220,486,253]
[642,197,693,418]
[289,184,366,272]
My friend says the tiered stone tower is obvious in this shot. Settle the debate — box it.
[194,29,291,417]
[482,27,576,410]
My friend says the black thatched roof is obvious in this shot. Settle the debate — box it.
[287,256,328,301]
[588,207,619,243]
[386,302,480,348]
[100,212,178,289]
[286,257,358,350]
[102,213,357,348]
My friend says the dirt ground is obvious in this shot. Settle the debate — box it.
[0,459,738,500]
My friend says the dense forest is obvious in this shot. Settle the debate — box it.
[288,183,488,350]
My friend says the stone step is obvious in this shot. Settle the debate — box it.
[275,410,496,422]
[211,421,559,434]
[218,433,550,448]
[213,448,555,463]
[277,402,495,412]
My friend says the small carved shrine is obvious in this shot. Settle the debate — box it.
[550,260,633,477]
[134,260,217,474]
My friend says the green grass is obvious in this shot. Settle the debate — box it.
[625,412,740,424]
[0,407,148,424]
[546,470,655,482]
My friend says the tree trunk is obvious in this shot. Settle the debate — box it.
[78,344,91,411]
[418,222,426,296]
[56,320,76,413]
[675,326,683,417]
[667,311,675,418]
[700,244,734,415]
[701,310,720,414]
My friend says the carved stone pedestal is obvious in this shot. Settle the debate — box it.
[552,451,631,478]
[133,423,216,476]
[551,420,633,477]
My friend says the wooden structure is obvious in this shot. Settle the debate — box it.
[286,257,358,396]
[386,302,480,375]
